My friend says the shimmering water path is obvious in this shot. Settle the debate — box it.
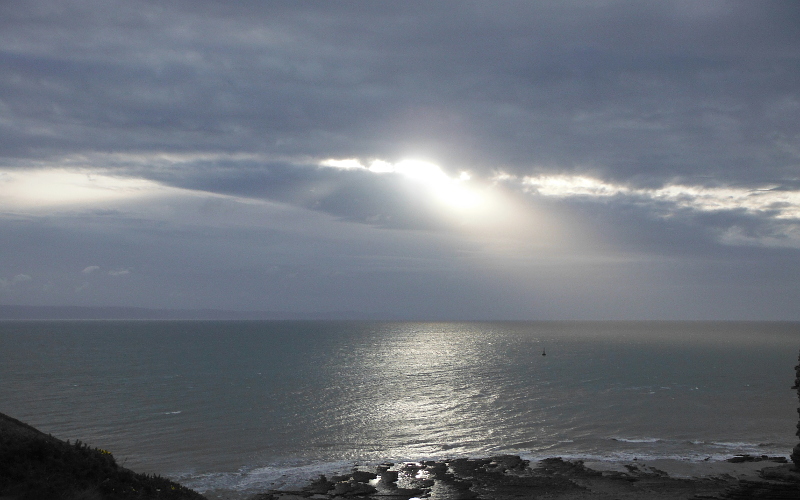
[1,321,797,496]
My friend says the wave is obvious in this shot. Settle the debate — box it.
[610,437,789,452]
[176,460,358,497]
[610,437,662,443]
[519,448,790,464]
[176,439,793,498]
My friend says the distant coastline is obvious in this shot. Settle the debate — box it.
[0,304,393,321]
[4,307,797,322]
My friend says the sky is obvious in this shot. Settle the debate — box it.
[1,1,800,320]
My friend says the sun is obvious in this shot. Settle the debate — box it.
[393,159,482,210]
[320,157,483,211]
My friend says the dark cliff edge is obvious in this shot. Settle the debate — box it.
[0,412,205,500]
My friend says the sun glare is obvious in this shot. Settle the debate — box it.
[320,157,483,211]
[394,159,482,210]
[393,159,449,184]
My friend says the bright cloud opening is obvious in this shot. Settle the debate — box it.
[0,169,167,209]
[507,173,800,220]
[320,158,482,210]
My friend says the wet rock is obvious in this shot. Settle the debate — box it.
[268,495,307,500]
[727,454,789,463]
[722,478,800,499]
[623,463,668,477]
[349,481,378,496]
[371,468,421,498]
[350,470,377,483]
[487,454,526,472]
[372,486,423,498]
[446,458,490,479]
[792,447,800,467]
[423,462,449,480]
[304,475,334,494]
[759,464,800,482]
[249,455,800,500]
[427,480,478,500]
[535,457,602,477]
[331,482,353,496]
[376,470,398,485]
[328,477,378,497]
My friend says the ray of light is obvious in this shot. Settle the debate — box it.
[320,158,483,211]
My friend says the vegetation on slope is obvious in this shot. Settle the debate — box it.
[0,412,205,500]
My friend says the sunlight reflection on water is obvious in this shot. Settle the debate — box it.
[1,320,798,491]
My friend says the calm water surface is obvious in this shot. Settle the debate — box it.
[1,320,797,496]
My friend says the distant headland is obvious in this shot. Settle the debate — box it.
[0,304,390,321]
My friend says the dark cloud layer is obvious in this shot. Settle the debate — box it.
[3,1,799,179]
[1,1,800,318]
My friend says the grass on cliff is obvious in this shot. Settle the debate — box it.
[0,413,205,500]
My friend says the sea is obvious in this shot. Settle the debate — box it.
[1,320,798,498]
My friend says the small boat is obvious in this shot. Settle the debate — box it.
[542,348,546,356]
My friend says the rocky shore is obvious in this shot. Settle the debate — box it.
[3,411,800,499]
[249,454,800,500]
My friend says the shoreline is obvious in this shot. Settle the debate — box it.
[218,455,800,500]
[3,409,800,499]
[186,452,792,493]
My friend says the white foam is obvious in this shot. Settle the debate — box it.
[708,441,757,449]
[611,437,662,443]
[177,460,359,496]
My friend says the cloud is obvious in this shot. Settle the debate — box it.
[321,158,480,210]
[0,167,176,211]
[512,174,800,219]
[492,173,800,248]
[1,1,800,319]
[1,2,797,202]
[1,1,798,184]
[1,274,32,290]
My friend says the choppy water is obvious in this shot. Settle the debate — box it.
[1,321,798,497]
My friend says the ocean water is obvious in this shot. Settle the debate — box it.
[1,320,798,497]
